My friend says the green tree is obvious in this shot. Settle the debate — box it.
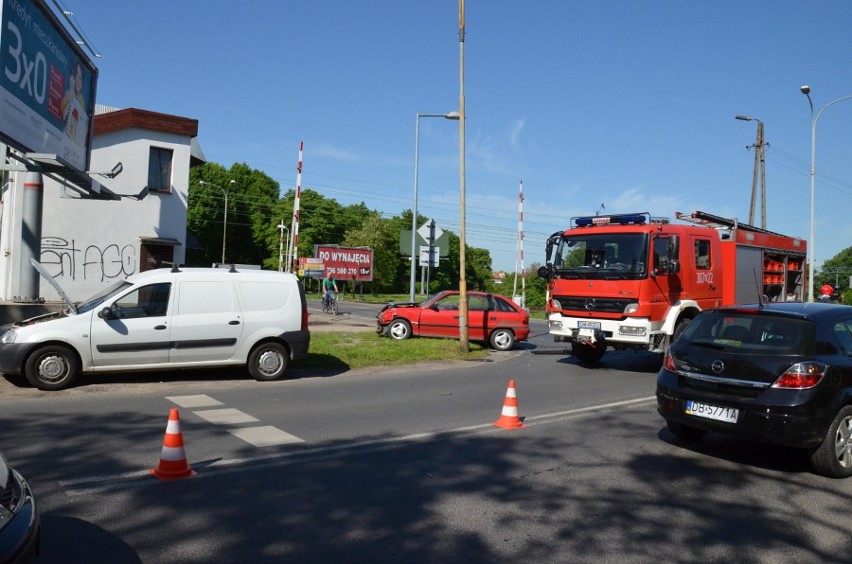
[817,246,852,301]
[502,263,548,308]
[343,213,400,294]
[429,232,492,293]
[187,163,278,267]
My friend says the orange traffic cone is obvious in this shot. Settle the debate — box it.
[149,408,197,480]
[493,379,525,429]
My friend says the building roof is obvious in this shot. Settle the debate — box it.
[94,107,199,138]
[94,105,205,164]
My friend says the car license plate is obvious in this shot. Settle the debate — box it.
[578,320,601,330]
[685,401,738,424]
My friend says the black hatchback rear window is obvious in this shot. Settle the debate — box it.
[679,311,815,356]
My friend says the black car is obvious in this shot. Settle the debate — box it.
[656,302,852,478]
[0,449,40,562]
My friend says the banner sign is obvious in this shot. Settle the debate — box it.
[0,0,98,171]
[299,257,325,279]
[314,245,373,281]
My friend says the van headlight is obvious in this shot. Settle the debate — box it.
[0,329,17,344]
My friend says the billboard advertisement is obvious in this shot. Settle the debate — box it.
[315,245,373,282]
[0,0,98,172]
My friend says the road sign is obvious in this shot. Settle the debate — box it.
[418,220,444,244]
[399,230,450,256]
[419,246,440,267]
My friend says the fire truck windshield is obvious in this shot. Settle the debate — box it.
[554,233,648,279]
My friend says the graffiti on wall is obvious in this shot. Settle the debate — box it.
[40,236,137,281]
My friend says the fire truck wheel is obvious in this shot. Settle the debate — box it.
[572,341,606,363]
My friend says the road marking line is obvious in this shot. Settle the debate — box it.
[59,396,656,495]
[166,395,223,408]
[192,408,260,425]
[229,426,305,447]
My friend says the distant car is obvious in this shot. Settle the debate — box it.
[0,449,40,562]
[376,290,530,351]
[656,302,852,478]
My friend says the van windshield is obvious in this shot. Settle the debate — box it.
[76,280,133,314]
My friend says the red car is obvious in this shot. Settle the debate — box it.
[376,290,530,351]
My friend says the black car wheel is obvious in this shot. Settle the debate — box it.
[572,341,606,363]
[24,344,80,390]
[810,405,852,478]
[489,329,515,351]
[666,420,708,442]
[248,342,290,381]
[388,319,412,340]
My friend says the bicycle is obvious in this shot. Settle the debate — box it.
[322,292,338,316]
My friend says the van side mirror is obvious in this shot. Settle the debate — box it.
[98,306,115,320]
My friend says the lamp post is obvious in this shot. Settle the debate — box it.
[199,179,235,265]
[734,115,766,228]
[410,111,460,302]
[800,86,852,302]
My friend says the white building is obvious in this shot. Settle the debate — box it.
[0,105,204,303]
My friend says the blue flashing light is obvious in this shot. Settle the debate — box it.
[571,212,650,227]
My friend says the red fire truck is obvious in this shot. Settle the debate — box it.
[538,211,807,362]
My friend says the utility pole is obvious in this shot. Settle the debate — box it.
[736,115,767,228]
[457,0,469,352]
[750,120,766,229]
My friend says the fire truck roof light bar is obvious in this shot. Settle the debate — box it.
[572,212,650,227]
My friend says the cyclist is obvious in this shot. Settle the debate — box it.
[322,274,338,309]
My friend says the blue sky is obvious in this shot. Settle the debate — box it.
[62,1,852,274]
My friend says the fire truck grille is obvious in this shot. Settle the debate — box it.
[553,295,636,314]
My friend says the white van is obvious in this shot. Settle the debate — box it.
[0,263,310,390]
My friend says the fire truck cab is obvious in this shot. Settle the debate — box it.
[538,211,806,363]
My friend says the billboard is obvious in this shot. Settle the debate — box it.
[314,245,373,282]
[299,257,325,279]
[0,0,98,172]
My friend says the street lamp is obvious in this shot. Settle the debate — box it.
[199,179,236,264]
[800,85,852,301]
[410,111,460,302]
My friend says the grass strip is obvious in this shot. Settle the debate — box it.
[299,332,490,371]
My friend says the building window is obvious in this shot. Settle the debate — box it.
[148,146,173,193]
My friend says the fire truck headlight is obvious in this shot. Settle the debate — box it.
[619,326,646,336]
[624,303,639,314]
[551,299,563,310]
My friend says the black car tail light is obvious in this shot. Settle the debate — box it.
[771,361,827,389]
[663,348,676,372]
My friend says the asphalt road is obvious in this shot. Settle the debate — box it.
[2,309,851,562]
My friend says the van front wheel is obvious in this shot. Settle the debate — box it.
[248,342,290,381]
[25,345,80,390]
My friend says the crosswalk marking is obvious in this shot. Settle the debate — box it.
[166,395,305,447]
[165,395,223,408]
[229,426,304,447]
